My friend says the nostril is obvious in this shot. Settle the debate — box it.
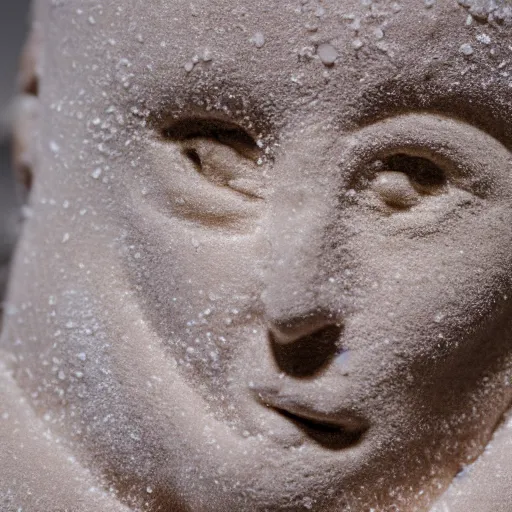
[270,323,343,378]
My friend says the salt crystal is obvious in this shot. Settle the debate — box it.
[352,39,364,50]
[91,168,102,179]
[434,312,445,323]
[252,32,265,48]
[460,43,474,56]
[476,33,491,45]
[317,43,338,65]
[303,497,314,509]
[373,28,384,40]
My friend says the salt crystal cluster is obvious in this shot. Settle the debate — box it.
[457,0,512,24]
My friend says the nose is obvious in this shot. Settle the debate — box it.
[262,210,342,351]
[266,307,343,378]
[262,123,348,375]
[262,188,344,376]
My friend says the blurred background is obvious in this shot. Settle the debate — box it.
[0,0,31,303]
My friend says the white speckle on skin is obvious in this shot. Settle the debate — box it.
[460,43,474,56]
[315,6,325,17]
[434,312,446,324]
[352,39,364,50]
[303,496,314,509]
[476,33,491,45]
[317,43,338,65]
[91,168,102,179]
[251,32,265,48]
[373,28,384,40]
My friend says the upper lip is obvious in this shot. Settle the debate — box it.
[251,386,369,434]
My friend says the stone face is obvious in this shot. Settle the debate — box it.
[2,0,512,511]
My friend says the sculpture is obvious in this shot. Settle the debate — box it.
[2,0,512,510]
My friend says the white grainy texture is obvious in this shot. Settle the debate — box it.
[3,0,512,511]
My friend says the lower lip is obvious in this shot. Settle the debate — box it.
[272,407,366,450]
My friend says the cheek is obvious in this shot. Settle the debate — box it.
[122,204,268,342]
[338,220,512,441]
[350,209,512,367]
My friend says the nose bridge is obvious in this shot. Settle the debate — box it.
[263,129,342,344]
[267,189,329,288]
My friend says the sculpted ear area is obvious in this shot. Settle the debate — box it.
[12,26,42,202]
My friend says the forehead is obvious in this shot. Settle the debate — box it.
[40,0,512,141]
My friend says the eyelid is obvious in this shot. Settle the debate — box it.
[344,113,512,198]
[144,137,264,230]
[154,116,267,204]
[161,117,260,159]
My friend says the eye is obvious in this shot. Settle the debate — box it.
[341,113,511,228]
[383,154,447,191]
[163,118,260,159]
[370,154,448,209]
[162,118,264,198]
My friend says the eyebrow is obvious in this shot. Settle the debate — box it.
[143,58,512,154]
[143,71,280,139]
[347,70,512,152]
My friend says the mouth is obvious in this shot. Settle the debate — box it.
[252,388,368,450]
